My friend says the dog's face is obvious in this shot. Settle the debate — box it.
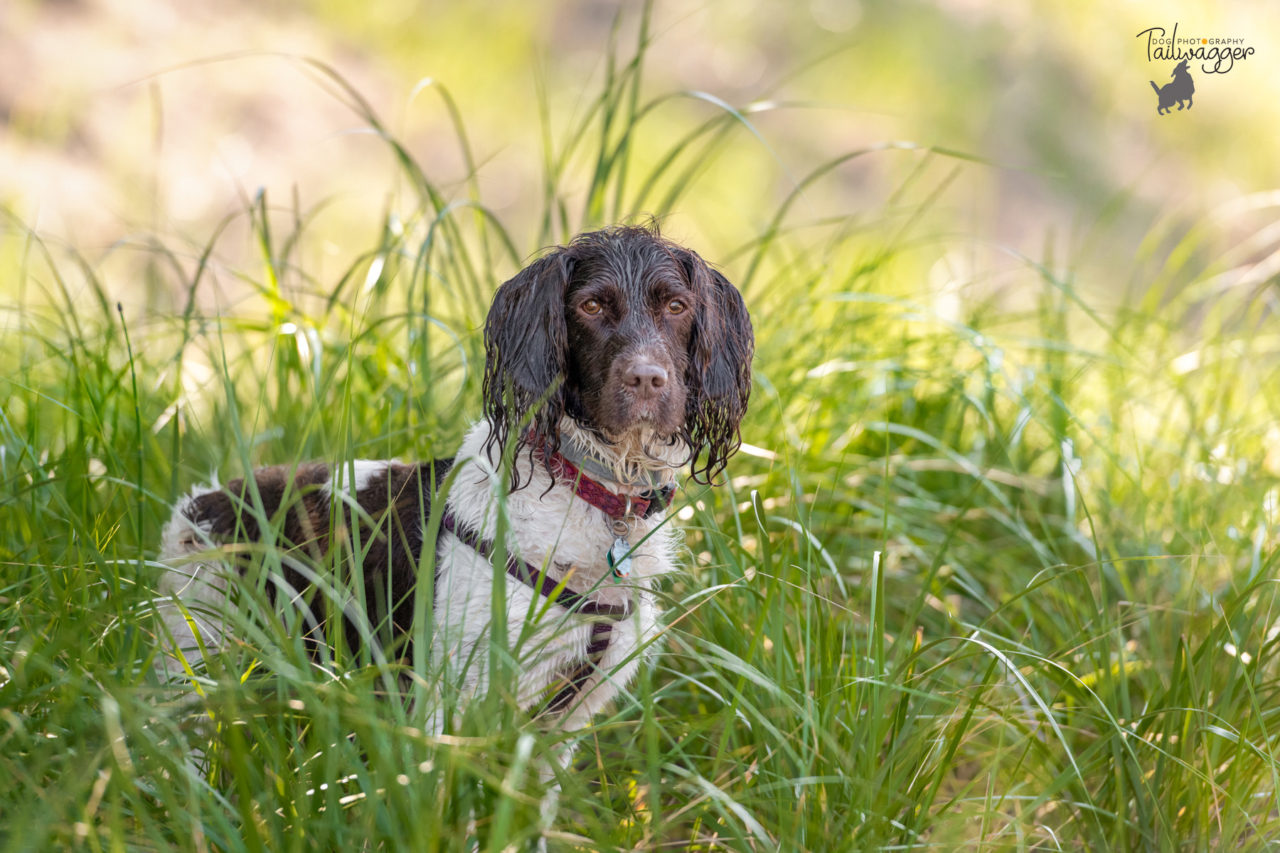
[483,225,753,484]
[562,235,695,438]
[1174,60,1189,76]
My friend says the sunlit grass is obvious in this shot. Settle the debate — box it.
[5,7,1280,851]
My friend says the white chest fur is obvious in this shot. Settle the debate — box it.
[432,423,678,726]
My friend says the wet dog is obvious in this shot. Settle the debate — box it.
[154,224,753,736]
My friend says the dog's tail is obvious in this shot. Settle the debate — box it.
[1150,81,1160,95]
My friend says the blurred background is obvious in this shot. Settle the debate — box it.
[5,0,1279,313]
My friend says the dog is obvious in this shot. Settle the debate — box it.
[153,225,753,743]
[1151,59,1194,114]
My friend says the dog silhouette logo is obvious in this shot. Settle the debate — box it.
[1150,59,1195,114]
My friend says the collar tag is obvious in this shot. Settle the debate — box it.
[607,537,633,578]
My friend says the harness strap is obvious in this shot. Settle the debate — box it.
[440,512,630,618]
[440,511,630,714]
[543,621,613,714]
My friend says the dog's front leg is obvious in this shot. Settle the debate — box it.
[536,738,579,851]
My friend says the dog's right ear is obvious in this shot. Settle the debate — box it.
[482,249,573,468]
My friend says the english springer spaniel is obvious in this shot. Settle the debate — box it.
[155,224,753,736]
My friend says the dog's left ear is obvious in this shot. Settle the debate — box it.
[678,248,754,484]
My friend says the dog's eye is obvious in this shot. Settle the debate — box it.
[667,299,687,315]
[581,298,603,316]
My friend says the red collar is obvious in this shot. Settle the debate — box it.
[537,445,676,520]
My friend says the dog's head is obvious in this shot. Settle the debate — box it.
[482,224,753,486]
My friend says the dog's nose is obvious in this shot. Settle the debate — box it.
[624,362,668,398]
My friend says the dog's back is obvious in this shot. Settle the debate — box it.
[155,459,453,674]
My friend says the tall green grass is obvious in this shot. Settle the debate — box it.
[5,8,1280,851]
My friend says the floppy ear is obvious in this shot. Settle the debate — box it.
[482,250,573,472]
[679,249,754,484]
